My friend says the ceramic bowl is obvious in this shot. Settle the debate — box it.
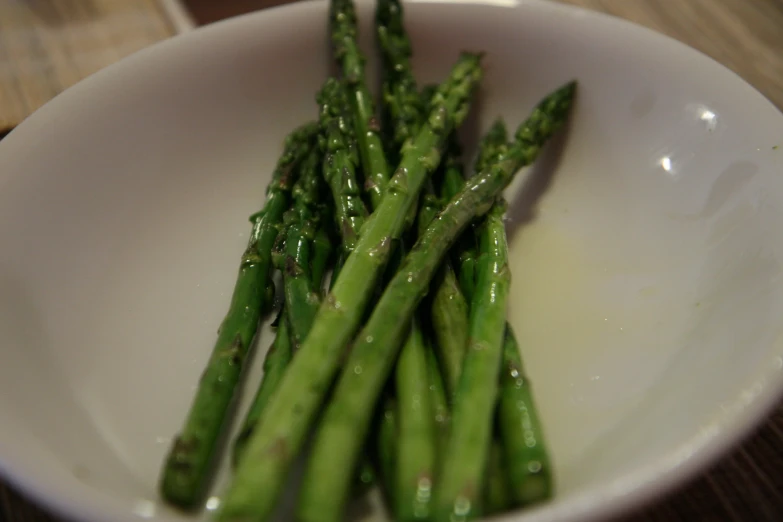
[1,1,782,521]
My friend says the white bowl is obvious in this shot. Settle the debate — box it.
[1,1,782,521]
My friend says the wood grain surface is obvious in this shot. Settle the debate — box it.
[1,0,782,521]
[0,0,196,132]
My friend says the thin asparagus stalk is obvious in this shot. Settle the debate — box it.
[457,119,508,303]
[283,147,325,352]
[295,81,576,522]
[231,313,292,467]
[375,6,465,511]
[417,178,459,438]
[318,78,367,256]
[429,261,469,397]
[498,326,553,506]
[375,8,450,511]
[434,86,574,519]
[320,77,384,501]
[232,146,329,467]
[377,0,423,164]
[449,119,519,515]
[215,52,485,522]
[159,123,317,509]
[428,126,471,398]
[395,318,437,521]
[331,0,389,208]
[377,0,427,233]
[432,201,511,521]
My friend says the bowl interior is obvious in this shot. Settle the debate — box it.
[0,1,782,521]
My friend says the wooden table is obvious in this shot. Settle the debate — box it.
[2,0,783,520]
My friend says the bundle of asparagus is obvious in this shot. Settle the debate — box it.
[159,0,576,520]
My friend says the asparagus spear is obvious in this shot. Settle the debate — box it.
[377,0,428,233]
[428,149,470,396]
[231,313,292,467]
[375,7,453,511]
[331,0,389,208]
[498,326,553,506]
[318,78,367,256]
[432,200,511,521]
[457,119,508,302]
[232,146,329,467]
[283,147,326,352]
[434,84,575,519]
[427,122,472,398]
[295,81,575,522]
[377,0,423,164]
[429,262,469,398]
[215,53,485,522]
[394,318,437,521]
[416,181,453,439]
[320,76,386,500]
[383,163,439,521]
[159,123,317,509]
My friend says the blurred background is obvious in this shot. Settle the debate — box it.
[1,0,782,520]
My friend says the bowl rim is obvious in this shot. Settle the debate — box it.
[1,1,782,521]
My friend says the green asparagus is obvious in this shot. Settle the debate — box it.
[318,78,367,256]
[231,313,292,467]
[377,63,438,522]
[232,145,329,467]
[283,146,326,352]
[433,83,575,520]
[499,326,553,506]
[159,123,317,509]
[295,80,574,522]
[394,318,437,521]
[331,0,389,208]
[215,52,484,522]
[428,128,471,397]
[433,200,511,521]
[320,78,388,500]
[375,10,441,511]
[286,54,483,522]
[457,119,508,302]
[377,0,423,164]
